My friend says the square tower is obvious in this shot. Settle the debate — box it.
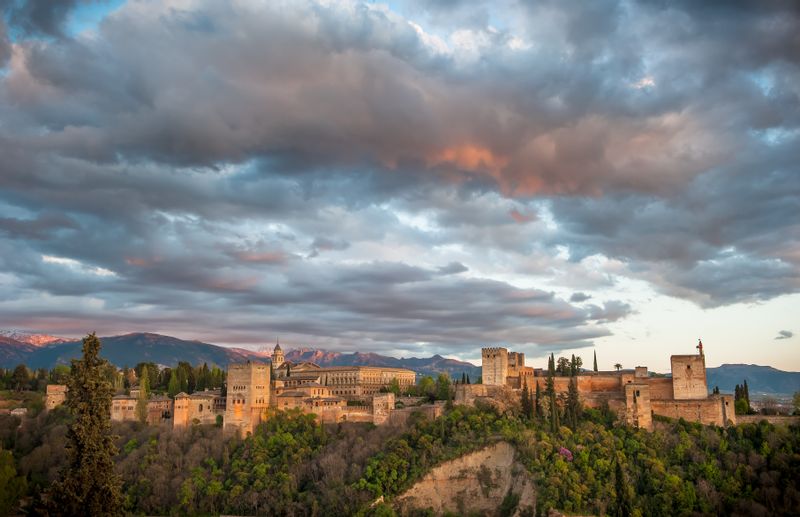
[481,347,509,386]
[224,361,271,436]
[670,354,708,400]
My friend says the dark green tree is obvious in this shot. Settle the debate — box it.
[466,374,471,384]
[11,364,28,392]
[613,457,632,517]
[520,379,533,420]
[566,377,581,429]
[546,354,559,431]
[534,381,542,419]
[593,350,598,372]
[44,332,123,515]
[136,365,150,424]
[461,372,467,384]
[167,370,181,398]
[435,373,451,401]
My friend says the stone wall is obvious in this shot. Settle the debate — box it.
[651,395,734,426]
[735,415,800,425]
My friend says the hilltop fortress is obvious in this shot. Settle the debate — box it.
[45,341,735,434]
[462,343,735,430]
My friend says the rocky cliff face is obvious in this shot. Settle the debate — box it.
[394,441,536,516]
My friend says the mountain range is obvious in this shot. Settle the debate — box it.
[0,331,797,394]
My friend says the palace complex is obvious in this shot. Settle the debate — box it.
[44,341,735,434]
[460,341,735,430]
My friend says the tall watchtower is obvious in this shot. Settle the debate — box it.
[481,347,509,386]
[224,361,271,436]
[671,349,708,400]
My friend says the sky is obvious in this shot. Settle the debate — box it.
[0,0,798,372]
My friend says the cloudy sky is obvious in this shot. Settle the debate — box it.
[0,0,798,371]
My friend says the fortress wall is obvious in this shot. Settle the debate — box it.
[651,398,730,426]
[581,375,622,392]
[736,415,800,426]
[646,378,674,399]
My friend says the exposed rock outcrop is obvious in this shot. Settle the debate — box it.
[394,441,535,516]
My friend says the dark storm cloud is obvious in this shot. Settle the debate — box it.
[774,330,793,340]
[1,0,82,37]
[0,0,798,353]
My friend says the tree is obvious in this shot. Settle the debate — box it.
[614,363,622,371]
[136,365,151,424]
[0,449,27,515]
[466,374,471,385]
[534,381,542,419]
[12,365,29,391]
[49,364,71,384]
[613,457,632,517]
[44,332,123,515]
[389,377,401,396]
[461,372,467,384]
[556,357,570,376]
[566,377,581,429]
[435,373,451,401]
[520,380,533,420]
[593,350,598,372]
[546,354,559,431]
[168,370,181,398]
[793,391,800,415]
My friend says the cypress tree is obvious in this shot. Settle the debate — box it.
[593,350,598,372]
[566,377,581,429]
[534,381,542,419]
[167,370,180,398]
[466,374,471,385]
[546,353,559,431]
[45,333,123,515]
[136,364,150,424]
[520,379,533,420]
[613,457,632,517]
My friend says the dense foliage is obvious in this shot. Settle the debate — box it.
[1,387,799,515]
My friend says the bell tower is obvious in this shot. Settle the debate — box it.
[272,340,284,369]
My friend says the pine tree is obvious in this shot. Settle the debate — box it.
[593,350,598,372]
[466,374,471,384]
[44,333,123,515]
[534,381,542,419]
[136,364,150,424]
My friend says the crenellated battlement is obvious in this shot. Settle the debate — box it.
[482,347,508,355]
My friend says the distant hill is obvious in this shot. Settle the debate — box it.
[0,333,481,378]
[0,336,38,366]
[707,364,800,396]
[284,348,481,379]
[2,333,266,370]
[0,329,67,346]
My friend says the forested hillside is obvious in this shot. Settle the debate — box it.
[2,401,798,515]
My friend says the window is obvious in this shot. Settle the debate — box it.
[199,404,203,412]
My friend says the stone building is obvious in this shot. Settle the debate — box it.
[45,384,67,410]
[112,393,175,425]
[273,359,416,399]
[173,389,225,427]
[472,345,735,430]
